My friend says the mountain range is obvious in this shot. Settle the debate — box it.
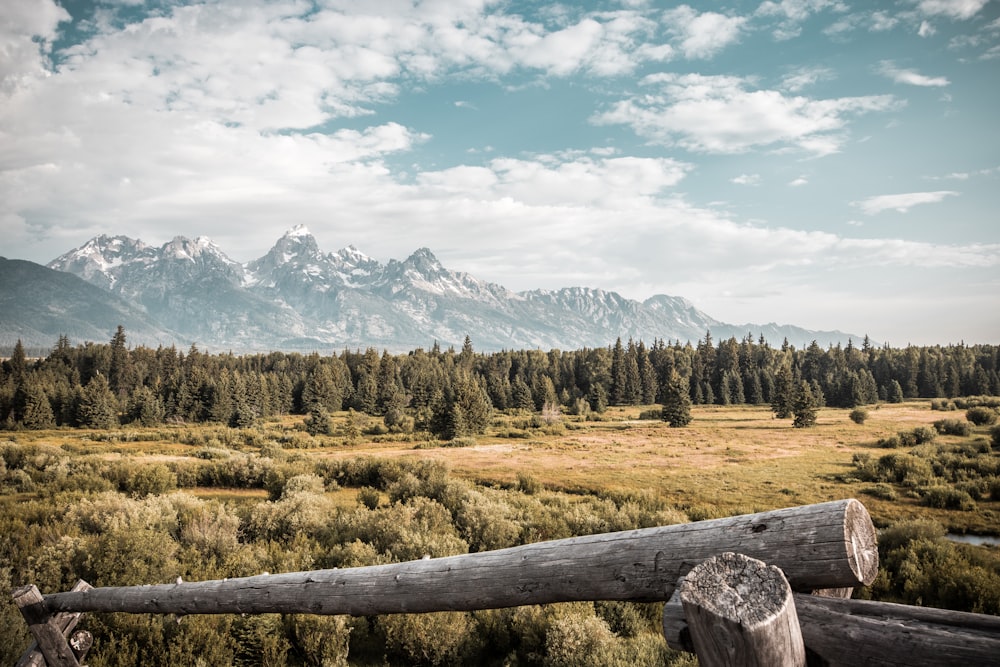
[1,226,857,352]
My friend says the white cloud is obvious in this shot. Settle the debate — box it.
[781,66,835,92]
[732,173,762,186]
[918,20,937,36]
[0,0,70,94]
[916,0,989,20]
[788,176,809,186]
[663,5,746,58]
[855,191,959,214]
[756,0,849,40]
[592,73,899,155]
[870,11,900,31]
[417,155,691,206]
[878,61,950,86]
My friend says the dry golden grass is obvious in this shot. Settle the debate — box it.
[306,402,999,532]
[8,401,996,532]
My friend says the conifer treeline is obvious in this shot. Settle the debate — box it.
[1,328,998,432]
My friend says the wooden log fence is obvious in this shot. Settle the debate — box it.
[11,498,998,666]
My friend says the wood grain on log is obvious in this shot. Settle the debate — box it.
[16,580,92,667]
[13,585,80,667]
[665,590,1000,666]
[41,500,877,617]
[680,552,805,667]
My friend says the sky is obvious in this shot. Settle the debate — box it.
[2,0,999,346]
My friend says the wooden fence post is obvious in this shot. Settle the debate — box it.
[16,580,93,667]
[13,585,81,667]
[680,552,805,667]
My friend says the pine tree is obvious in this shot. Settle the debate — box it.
[76,373,119,429]
[588,383,608,413]
[376,352,403,415]
[303,364,341,413]
[432,372,493,439]
[21,381,55,429]
[637,342,658,405]
[511,375,534,411]
[886,379,904,403]
[126,385,165,427]
[8,339,27,384]
[771,364,795,419]
[610,338,626,405]
[792,380,818,428]
[304,407,334,436]
[108,325,136,398]
[661,371,692,427]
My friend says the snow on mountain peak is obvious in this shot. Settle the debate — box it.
[285,224,311,238]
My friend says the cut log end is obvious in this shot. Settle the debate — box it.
[844,499,879,586]
[680,552,806,667]
[680,552,796,629]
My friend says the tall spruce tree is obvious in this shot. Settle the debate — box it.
[610,338,626,405]
[661,371,692,427]
[21,381,55,429]
[792,380,819,428]
[771,364,795,419]
[76,373,119,429]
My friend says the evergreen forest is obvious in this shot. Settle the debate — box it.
[3,328,999,434]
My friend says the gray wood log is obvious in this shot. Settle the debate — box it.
[795,595,1000,667]
[13,585,81,667]
[41,499,877,617]
[17,580,92,667]
[665,590,1000,666]
[680,552,805,667]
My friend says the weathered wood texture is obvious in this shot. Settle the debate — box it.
[42,499,876,617]
[665,591,1000,666]
[13,585,81,667]
[795,595,1000,667]
[16,580,92,667]
[680,552,805,667]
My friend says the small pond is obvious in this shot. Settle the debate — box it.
[946,533,1000,547]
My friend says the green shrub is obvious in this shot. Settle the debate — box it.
[849,408,868,425]
[877,434,901,449]
[518,472,542,495]
[875,453,934,487]
[992,425,1000,450]
[285,614,351,667]
[921,486,976,511]
[379,611,477,666]
[544,614,615,667]
[933,419,971,436]
[966,406,998,426]
[357,486,381,510]
[862,483,897,501]
[121,464,178,498]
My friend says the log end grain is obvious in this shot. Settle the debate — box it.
[680,552,806,667]
[844,499,879,586]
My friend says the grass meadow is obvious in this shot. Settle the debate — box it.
[1,400,998,665]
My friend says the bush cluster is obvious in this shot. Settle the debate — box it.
[860,519,1000,614]
[0,446,697,666]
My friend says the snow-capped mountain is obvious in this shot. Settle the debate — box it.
[36,227,857,352]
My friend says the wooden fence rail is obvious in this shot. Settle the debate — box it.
[36,499,877,619]
[14,498,994,665]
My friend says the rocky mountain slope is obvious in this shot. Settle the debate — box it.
[23,226,858,352]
